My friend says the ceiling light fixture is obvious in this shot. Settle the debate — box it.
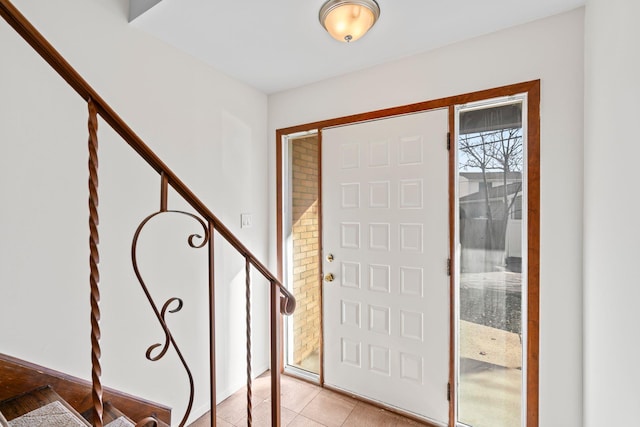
[319,0,380,43]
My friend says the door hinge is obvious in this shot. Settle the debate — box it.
[447,132,451,151]
[447,382,451,401]
[447,258,451,276]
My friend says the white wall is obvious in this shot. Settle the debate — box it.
[0,0,271,423]
[269,9,585,426]
[584,0,640,425]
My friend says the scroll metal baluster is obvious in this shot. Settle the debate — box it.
[131,208,202,426]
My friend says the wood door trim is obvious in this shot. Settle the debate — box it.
[275,80,540,427]
[277,81,539,136]
[526,81,541,427]
[447,105,457,426]
[317,129,325,386]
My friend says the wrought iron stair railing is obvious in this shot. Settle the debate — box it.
[0,1,296,426]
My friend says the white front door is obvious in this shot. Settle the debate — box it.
[322,109,450,425]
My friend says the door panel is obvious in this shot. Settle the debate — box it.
[322,109,450,424]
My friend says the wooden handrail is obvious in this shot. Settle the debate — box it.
[0,0,294,315]
[2,1,294,426]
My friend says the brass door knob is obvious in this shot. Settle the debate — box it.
[324,273,335,282]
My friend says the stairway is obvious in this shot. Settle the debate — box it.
[0,385,171,426]
[0,354,170,427]
[1,386,99,427]
[0,1,296,425]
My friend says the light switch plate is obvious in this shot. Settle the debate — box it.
[241,213,252,228]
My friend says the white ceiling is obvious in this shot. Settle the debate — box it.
[131,0,585,94]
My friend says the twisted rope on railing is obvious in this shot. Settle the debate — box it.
[88,98,103,427]
[245,257,253,427]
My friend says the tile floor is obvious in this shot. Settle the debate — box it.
[190,373,430,427]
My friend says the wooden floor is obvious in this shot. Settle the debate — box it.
[190,373,430,426]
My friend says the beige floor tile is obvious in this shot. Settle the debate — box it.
[393,414,432,426]
[187,412,234,427]
[216,418,235,427]
[251,372,276,402]
[278,377,321,413]
[288,414,326,427]
[217,376,275,425]
[342,402,398,427]
[233,400,297,426]
[316,389,357,405]
[188,411,210,427]
[217,392,255,425]
[212,374,437,427]
[300,389,356,427]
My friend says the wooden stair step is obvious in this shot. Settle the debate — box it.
[83,401,134,427]
[0,385,90,426]
[0,353,171,424]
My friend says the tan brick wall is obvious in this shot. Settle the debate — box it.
[291,135,321,366]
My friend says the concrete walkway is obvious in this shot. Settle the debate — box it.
[458,320,522,427]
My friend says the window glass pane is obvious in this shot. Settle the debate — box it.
[457,100,525,427]
[284,133,321,375]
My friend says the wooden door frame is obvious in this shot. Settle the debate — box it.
[276,80,540,427]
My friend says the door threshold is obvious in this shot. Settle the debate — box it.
[283,366,320,385]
